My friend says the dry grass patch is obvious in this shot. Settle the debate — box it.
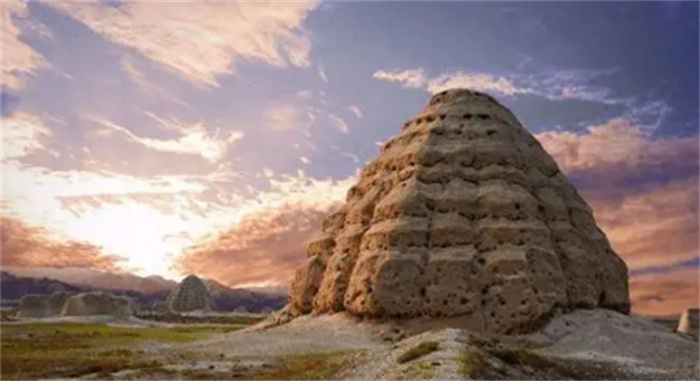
[254,351,361,380]
[136,313,265,325]
[399,360,436,380]
[397,341,440,364]
[0,322,247,380]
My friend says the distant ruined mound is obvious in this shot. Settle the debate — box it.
[167,275,215,313]
[287,88,629,333]
[61,292,133,317]
[677,308,699,339]
[234,306,249,314]
[16,292,71,318]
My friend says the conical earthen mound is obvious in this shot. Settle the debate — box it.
[288,88,630,333]
[167,275,215,313]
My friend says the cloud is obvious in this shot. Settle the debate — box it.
[2,155,230,277]
[45,1,320,87]
[299,156,311,164]
[629,267,698,316]
[374,68,522,96]
[329,114,349,134]
[172,206,330,287]
[591,177,698,270]
[1,112,52,160]
[1,216,124,271]
[120,58,190,108]
[534,116,699,271]
[348,105,363,119]
[2,109,355,279]
[1,1,50,90]
[629,257,699,277]
[373,67,624,104]
[341,152,360,164]
[88,115,243,163]
[266,105,311,131]
[172,173,355,287]
[1,106,215,276]
[535,117,698,177]
[318,64,328,83]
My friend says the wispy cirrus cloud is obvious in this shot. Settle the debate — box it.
[348,105,363,119]
[88,115,244,163]
[329,114,349,134]
[44,1,320,87]
[1,112,52,160]
[1,1,50,90]
[373,67,626,104]
[266,105,312,132]
[318,64,329,83]
[120,57,190,108]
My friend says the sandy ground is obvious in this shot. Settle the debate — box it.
[7,309,696,380]
[134,308,698,380]
[528,309,699,379]
[178,313,388,358]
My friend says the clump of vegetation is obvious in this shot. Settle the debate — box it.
[397,341,440,364]
[2,322,244,344]
[255,351,360,380]
[1,342,162,380]
[488,347,554,369]
[459,347,555,379]
[136,313,265,325]
[1,310,17,322]
[458,350,492,379]
[0,322,252,380]
[399,360,436,380]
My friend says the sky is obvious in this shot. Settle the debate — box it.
[1,0,698,316]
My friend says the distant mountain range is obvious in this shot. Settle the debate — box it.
[3,267,177,294]
[0,269,287,313]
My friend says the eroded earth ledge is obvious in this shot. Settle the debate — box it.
[286,88,630,333]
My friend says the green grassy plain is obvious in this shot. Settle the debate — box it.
[0,322,248,380]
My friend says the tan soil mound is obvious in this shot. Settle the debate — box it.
[61,291,133,317]
[676,308,699,339]
[287,88,629,334]
[16,292,71,318]
[167,274,215,313]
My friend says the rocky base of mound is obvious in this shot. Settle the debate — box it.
[246,308,697,380]
[33,308,694,380]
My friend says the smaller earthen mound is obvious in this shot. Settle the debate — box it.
[234,306,249,314]
[17,294,52,318]
[676,308,699,339]
[61,292,133,317]
[48,292,71,315]
[16,292,71,318]
[167,274,215,313]
[151,300,169,315]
